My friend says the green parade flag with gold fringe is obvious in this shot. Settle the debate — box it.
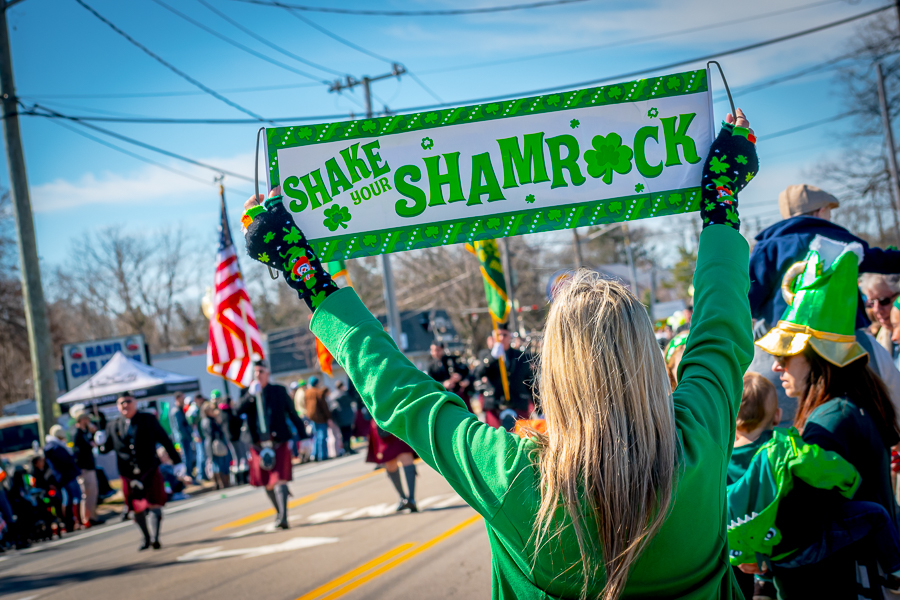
[466,239,511,402]
[466,239,510,323]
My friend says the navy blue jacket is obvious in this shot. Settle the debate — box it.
[749,216,900,329]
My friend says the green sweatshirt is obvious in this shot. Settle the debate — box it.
[727,429,774,486]
[311,225,753,599]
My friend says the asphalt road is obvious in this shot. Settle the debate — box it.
[0,455,491,600]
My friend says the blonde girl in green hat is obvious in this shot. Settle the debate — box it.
[240,110,758,599]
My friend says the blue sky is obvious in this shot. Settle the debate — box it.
[5,0,887,273]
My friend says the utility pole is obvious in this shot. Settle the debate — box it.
[876,62,900,243]
[623,224,640,299]
[572,228,584,269]
[329,64,405,345]
[497,238,519,333]
[0,0,57,437]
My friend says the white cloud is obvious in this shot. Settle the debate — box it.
[31,152,261,213]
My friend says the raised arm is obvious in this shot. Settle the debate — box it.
[240,191,529,520]
[673,110,757,450]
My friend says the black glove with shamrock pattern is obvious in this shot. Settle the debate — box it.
[700,122,758,231]
[243,195,339,312]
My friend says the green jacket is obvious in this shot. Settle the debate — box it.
[311,225,753,599]
[725,427,860,565]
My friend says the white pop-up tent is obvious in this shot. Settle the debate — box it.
[57,351,200,406]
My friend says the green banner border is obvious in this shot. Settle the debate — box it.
[265,69,708,188]
[310,187,700,262]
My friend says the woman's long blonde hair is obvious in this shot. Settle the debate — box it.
[533,271,678,600]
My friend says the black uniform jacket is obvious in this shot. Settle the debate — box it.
[237,383,306,446]
[99,412,181,478]
[483,347,536,411]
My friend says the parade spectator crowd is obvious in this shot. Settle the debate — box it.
[5,121,900,597]
[0,319,542,553]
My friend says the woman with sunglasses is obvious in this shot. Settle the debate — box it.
[860,273,900,353]
[757,238,900,597]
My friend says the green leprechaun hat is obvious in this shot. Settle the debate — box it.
[756,235,867,367]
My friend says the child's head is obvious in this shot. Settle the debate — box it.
[737,372,781,434]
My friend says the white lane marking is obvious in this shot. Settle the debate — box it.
[307,509,354,523]
[19,455,364,554]
[228,515,303,538]
[415,494,455,510]
[432,494,464,509]
[176,536,338,562]
[0,556,9,563]
[339,503,396,521]
[291,454,362,479]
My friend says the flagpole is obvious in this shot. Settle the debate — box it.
[223,180,254,384]
[490,315,511,403]
[241,301,254,382]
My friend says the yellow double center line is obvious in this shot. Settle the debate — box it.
[296,514,483,600]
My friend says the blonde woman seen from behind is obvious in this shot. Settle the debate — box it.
[240,111,758,599]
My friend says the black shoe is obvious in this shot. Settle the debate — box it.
[138,540,151,551]
[406,500,418,513]
[277,521,289,530]
[151,541,161,550]
[121,511,131,522]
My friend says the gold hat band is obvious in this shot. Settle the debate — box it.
[774,321,856,343]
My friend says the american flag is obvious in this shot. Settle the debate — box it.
[207,189,263,387]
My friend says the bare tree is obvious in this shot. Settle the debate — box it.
[815,18,900,247]
[53,226,196,352]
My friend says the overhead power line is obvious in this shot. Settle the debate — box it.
[425,3,893,104]
[32,5,892,126]
[23,102,255,182]
[19,103,350,124]
[417,0,841,76]
[284,8,445,104]
[19,82,321,100]
[48,118,220,187]
[195,0,345,78]
[229,0,591,16]
[286,8,393,63]
[73,0,271,123]
[758,111,860,141]
[147,0,331,83]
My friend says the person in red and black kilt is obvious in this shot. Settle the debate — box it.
[97,393,182,550]
[237,360,307,529]
[366,419,418,513]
